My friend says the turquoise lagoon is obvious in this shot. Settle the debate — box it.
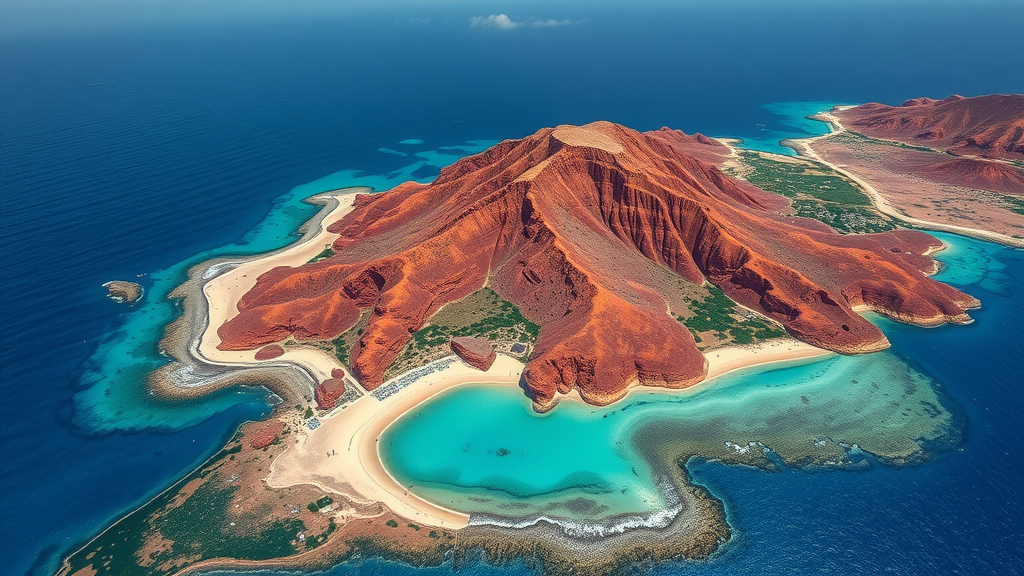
[381,336,961,531]
[724,101,847,156]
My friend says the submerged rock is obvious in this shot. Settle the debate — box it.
[102,280,143,304]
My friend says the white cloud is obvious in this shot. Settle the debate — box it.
[470,14,522,29]
[531,19,572,28]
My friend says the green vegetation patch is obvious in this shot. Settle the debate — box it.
[306,243,335,264]
[332,310,371,366]
[1001,194,1024,216]
[677,285,786,349]
[730,151,898,234]
[304,518,337,550]
[64,464,309,576]
[384,288,540,380]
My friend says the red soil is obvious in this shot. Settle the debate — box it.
[450,336,497,371]
[923,158,1024,196]
[647,127,733,165]
[837,94,1024,161]
[218,121,978,410]
[249,418,285,449]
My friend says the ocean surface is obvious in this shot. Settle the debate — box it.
[1,2,1023,575]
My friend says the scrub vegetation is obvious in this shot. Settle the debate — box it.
[384,288,540,381]
[729,150,898,234]
[307,243,335,263]
[677,285,786,349]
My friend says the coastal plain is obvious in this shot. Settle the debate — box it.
[59,95,1024,576]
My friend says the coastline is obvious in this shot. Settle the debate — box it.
[264,339,832,533]
[141,167,865,544]
[148,187,368,405]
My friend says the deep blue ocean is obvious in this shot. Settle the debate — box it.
[1,2,1023,575]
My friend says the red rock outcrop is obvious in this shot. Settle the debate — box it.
[254,344,285,360]
[315,378,346,410]
[450,336,497,371]
[249,418,284,449]
[837,94,1024,160]
[218,121,978,411]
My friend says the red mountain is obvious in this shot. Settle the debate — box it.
[837,94,1024,160]
[217,122,978,410]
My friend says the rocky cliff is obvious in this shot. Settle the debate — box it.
[217,121,978,410]
[837,94,1024,160]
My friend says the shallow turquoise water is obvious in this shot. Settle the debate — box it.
[381,348,957,526]
[379,232,992,529]
[727,101,845,156]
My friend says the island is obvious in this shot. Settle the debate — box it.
[102,280,144,304]
[60,98,1024,576]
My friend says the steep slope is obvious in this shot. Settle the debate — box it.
[837,94,1024,160]
[217,122,978,410]
[924,158,1024,196]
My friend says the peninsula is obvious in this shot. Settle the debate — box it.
[61,116,1000,576]
[791,95,1024,246]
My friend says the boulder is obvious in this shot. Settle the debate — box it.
[315,378,346,410]
[450,336,496,371]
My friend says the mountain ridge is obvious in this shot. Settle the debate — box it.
[837,94,1024,160]
[217,121,978,410]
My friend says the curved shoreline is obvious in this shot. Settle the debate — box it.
[148,187,369,405]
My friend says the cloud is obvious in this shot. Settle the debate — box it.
[470,14,521,29]
[531,19,572,28]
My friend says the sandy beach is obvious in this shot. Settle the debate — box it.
[183,184,835,529]
[195,189,363,387]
